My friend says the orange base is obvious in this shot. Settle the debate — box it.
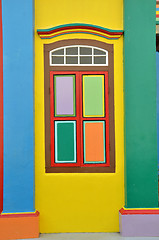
[0,211,39,240]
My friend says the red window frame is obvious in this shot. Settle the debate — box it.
[50,71,110,167]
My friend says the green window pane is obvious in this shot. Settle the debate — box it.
[55,121,76,163]
[83,75,105,117]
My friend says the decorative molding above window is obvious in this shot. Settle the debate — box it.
[37,23,123,40]
[50,45,108,66]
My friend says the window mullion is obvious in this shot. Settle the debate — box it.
[64,47,66,65]
[78,46,80,64]
[92,48,94,64]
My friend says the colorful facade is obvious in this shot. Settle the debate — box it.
[0,0,158,239]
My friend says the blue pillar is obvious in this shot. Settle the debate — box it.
[2,0,34,213]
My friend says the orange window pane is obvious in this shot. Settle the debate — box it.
[83,121,106,163]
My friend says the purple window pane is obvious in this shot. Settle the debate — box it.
[55,76,74,115]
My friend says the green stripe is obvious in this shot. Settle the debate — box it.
[124,0,158,208]
[83,75,104,117]
[37,23,123,33]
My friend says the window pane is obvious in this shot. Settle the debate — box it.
[80,56,92,64]
[52,49,64,55]
[94,49,106,55]
[83,121,106,163]
[66,56,78,64]
[52,56,64,64]
[94,56,106,64]
[54,75,76,116]
[66,47,78,55]
[83,75,105,117]
[55,121,76,163]
[80,47,92,55]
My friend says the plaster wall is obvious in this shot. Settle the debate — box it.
[35,0,124,232]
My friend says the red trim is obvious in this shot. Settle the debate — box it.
[80,72,109,167]
[0,211,40,218]
[76,72,81,167]
[105,72,110,166]
[0,0,3,213]
[38,25,123,37]
[119,208,159,215]
[50,72,81,167]
[50,71,110,168]
[50,72,55,167]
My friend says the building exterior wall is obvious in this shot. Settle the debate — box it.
[35,0,124,233]
[0,0,157,238]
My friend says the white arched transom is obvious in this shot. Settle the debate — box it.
[49,45,108,66]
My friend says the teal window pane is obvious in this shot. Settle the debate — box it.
[55,121,76,163]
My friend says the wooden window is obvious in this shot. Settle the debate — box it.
[44,39,115,173]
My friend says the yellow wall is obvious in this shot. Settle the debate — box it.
[35,0,124,233]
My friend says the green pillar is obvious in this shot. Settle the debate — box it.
[124,0,158,208]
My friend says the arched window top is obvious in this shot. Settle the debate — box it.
[49,45,108,66]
